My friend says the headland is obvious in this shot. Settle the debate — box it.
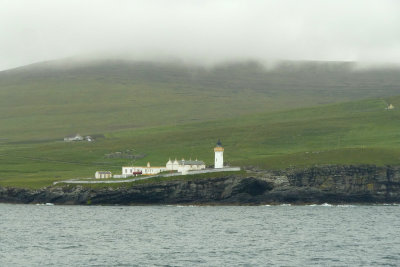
[1,165,400,205]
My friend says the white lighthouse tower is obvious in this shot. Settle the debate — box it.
[214,140,224,169]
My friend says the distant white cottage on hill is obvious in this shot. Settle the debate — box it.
[64,134,83,142]
[64,134,93,142]
[386,104,395,110]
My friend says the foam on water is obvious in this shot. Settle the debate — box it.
[35,203,54,206]
[307,203,356,208]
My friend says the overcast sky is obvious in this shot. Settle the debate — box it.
[1,0,400,70]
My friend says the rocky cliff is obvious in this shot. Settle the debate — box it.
[1,165,400,205]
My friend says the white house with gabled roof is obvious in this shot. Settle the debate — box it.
[166,158,206,173]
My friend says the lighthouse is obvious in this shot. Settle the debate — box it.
[214,139,224,168]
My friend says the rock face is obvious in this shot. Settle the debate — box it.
[1,165,400,205]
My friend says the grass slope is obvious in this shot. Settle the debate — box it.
[2,96,400,188]
[1,59,400,141]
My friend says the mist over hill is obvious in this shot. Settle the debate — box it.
[1,59,400,140]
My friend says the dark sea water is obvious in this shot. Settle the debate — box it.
[1,204,400,266]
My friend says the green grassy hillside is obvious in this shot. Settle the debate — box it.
[1,59,400,141]
[2,96,400,188]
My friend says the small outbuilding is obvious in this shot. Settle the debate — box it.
[95,171,112,179]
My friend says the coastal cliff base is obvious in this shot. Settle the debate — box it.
[2,165,400,205]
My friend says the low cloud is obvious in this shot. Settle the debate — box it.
[1,0,399,70]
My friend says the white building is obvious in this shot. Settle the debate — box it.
[64,134,84,142]
[122,157,206,177]
[214,140,224,168]
[122,162,167,176]
[95,171,112,179]
[166,158,206,173]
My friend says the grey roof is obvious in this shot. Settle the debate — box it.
[178,160,205,165]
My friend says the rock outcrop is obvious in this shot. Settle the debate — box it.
[1,165,400,205]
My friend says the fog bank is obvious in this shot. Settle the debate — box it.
[1,0,399,70]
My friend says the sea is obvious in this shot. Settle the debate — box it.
[1,204,400,266]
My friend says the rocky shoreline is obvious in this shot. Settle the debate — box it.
[1,165,400,205]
